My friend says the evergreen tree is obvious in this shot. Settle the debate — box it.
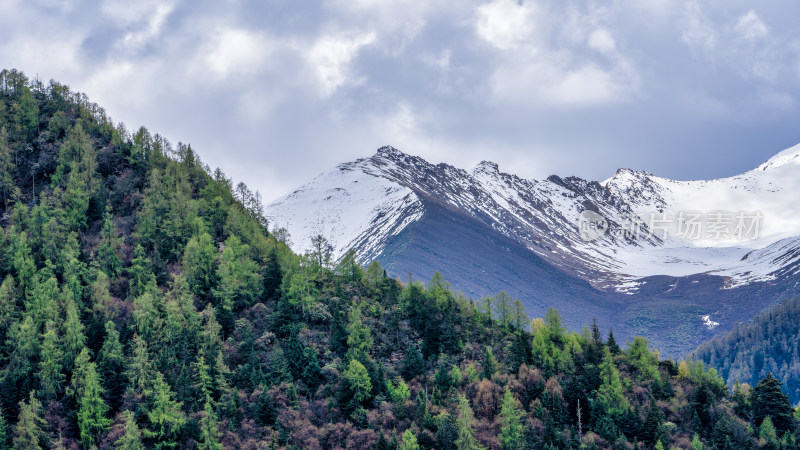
[607,329,620,355]
[759,416,779,449]
[98,321,125,405]
[343,359,372,405]
[37,320,65,401]
[498,388,524,450]
[182,232,218,300]
[595,348,629,420]
[96,207,122,278]
[455,395,484,450]
[74,352,112,448]
[401,346,426,380]
[399,429,421,450]
[116,410,145,450]
[753,373,794,431]
[198,401,222,450]
[13,392,47,450]
[481,346,497,380]
[147,372,185,447]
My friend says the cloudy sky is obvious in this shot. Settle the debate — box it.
[2,0,799,200]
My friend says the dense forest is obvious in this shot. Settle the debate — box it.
[0,68,799,449]
[692,296,800,405]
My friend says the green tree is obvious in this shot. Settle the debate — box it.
[148,372,185,447]
[13,392,47,450]
[399,428,421,450]
[401,346,426,380]
[0,126,15,212]
[37,320,64,401]
[61,290,86,372]
[345,306,373,363]
[126,333,154,395]
[455,395,484,450]
[759,416,779,449]
[198,401,222,450]
[182,232,218,300]
[116,410,145,450]
[595,348,629,418]
[96,206,122,277]
[482,346,497,379]
[753,373,794,431]
[97,321,125,405]
[343,359,373,405]
[213,235,261,329]
[74,351,112,448]
[498,388,524,450]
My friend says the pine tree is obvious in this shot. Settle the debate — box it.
[482,346,497,380]
[13,392,48,450]
[148,372,185,446]
[96,206,122,277]
[595,347,629,418]
[98,321,125,406]
[116,410,144,450]
[126,333,154,395]
[498,388,524,450]
[607,329,620,355]
[198,401,222,450]
[753,373,794,431]
[74,352,112,448]
[61,289,86,372]
[455,395,484,450]
[343,359,372,405]
[759,416,779,449]
[399,429,421,450]
[401,346,426,380]
[182,232,218,300]
[37,320,65,401]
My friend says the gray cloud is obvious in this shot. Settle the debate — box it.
[2,0,799,200]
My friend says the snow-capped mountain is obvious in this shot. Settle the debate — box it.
[268,144,800,289]
[267,145,800,356]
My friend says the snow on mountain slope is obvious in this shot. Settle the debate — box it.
[266,161,424,263]
[266,144,800,291]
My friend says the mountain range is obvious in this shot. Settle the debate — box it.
[266,145,800,356]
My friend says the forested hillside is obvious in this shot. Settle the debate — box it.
[692,296,800,405]
[0,68,799,449]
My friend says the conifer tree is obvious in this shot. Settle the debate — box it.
[148,372,185,446]
[753,373,794,431]
[37,320,64,401]
[74,352,112,448]
[13,392,47,450]
[499,388,524,450]
[97,321,125,405]
[399,429,420,450]
[455,395,484,450]
[116,410,144,450]
[198,401,222,450]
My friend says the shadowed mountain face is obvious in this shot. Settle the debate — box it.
[267,146,800,357]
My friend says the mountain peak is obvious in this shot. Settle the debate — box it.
[471,160,499,175]
[757,143,800,171]
[375,145,406,159]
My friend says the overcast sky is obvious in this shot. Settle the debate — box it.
[2,0,799,200]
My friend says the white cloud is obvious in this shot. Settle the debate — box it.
[588,29,616,54]
[681,2,716,53]
[307,32,376,96]
[476,0,537,51]
[102,0,176,52]
[204,28,273,78]
[734,10,768,41]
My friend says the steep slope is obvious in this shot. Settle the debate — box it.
[691,295,800,404]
